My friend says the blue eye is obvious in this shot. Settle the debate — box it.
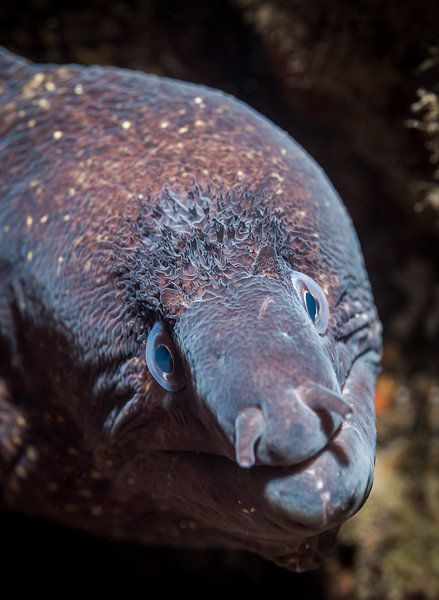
[155,345,174,373]
[146,322,185,392]
[291,271,329,335]
[304,291,319,323]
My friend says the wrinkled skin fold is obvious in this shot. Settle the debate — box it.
[0,47,382,571]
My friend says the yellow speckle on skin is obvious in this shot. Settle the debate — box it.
[53,130,63,140]
[56,256,64,277]
[160,120,169,129]
[237,170,244,179]
[57,67,69,78]
[121,120,131,130]
[275,188,283,195]
[73,235,84,248]
[178,108,187,115]
[37,98,50,110]
[29,179,39,188]
[26,446,38,462]
[194,119,205,127]
[12,433,23,446]
[271,171,284,181]
[16,465,27,478]
[26,215,33,227]
[45,81,56,92]
[194,96,203,104]
[17,415,27,427]
[27,119,36,128]
[281,148,287,156]
[22,73,45,98]
[84,260,92,272]
[26,250,33,262]
[63,214,71,221]
[74,84,84,95]
[40,214,49,224]
[33,73,45,86]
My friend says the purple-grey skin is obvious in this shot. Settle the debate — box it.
[0,47,382,571]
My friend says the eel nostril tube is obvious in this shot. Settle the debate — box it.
[301,383,352,420]
[234,407,265,468]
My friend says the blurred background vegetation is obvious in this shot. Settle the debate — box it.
[1,1,438,598]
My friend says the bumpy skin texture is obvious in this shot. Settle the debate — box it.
[0,47,382,571]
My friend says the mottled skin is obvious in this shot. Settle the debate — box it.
[0,48,381,571]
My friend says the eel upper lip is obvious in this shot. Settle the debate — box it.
[160,430,335,478]
[145,412,343,473]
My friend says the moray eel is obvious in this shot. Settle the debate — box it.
[0,47,382,571]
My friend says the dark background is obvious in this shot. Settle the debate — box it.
[1,1,438,598]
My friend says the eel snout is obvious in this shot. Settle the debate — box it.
[234,384,351,468]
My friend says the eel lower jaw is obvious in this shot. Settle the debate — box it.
[159,427,349,535]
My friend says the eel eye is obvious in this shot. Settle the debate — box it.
[146,322,186,392]
[155,345,173,373]
[291,271,329,335]
[304,290,319,323]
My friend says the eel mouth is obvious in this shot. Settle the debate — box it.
[159,398,345,475]
[158,426,346,537]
